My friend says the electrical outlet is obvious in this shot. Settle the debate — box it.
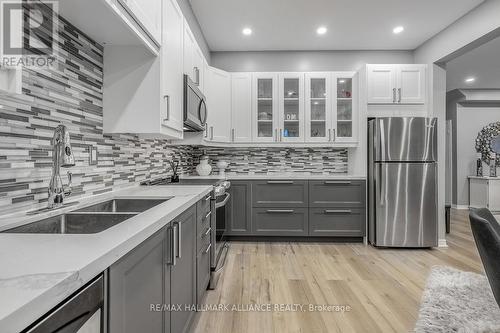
[88,145,98,165]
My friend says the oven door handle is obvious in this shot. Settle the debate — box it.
[215,192,231,208]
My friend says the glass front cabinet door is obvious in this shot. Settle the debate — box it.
[305,73,332,142]
[278,73,304,142]
[333,72,357,143]
[252,73,278,142]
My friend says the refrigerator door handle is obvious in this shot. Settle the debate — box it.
[379,119,386,161]
[379,164,385,206]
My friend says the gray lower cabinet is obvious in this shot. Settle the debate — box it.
[252,208,308,236]
[109,228,167,333]
[252,180,308,207]
[109,205,197,333]
[309,208,366,236]
[170,206,197,333]
[227,180,252,235]
[309,180,366,207]
[196,197,212,303]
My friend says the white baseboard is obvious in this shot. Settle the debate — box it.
[452,204,469,210]
[438,239,448,248]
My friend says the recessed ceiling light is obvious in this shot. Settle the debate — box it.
[393,26,404,34]
[242,27,252,36]
[465,77,476,83]
[316,26,327,35]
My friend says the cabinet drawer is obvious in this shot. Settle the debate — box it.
[198,193,212,216]
[252,208,308,236]
[196,242,211,303]
[252,180,308,207]
[197,227,211,254]
[309,208,365,237]
[309,180,366,207]
[197,208,212,237]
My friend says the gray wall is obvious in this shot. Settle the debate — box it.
[447,104,500,206]
[176,0,210,62]
[210,50,414,72]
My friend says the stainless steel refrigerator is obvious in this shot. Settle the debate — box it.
[368,117,438,247]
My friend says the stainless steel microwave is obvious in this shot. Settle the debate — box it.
[183,74,207,132]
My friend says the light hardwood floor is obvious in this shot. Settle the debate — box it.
[192,209,482,333]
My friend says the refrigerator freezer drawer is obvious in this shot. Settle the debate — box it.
[374,162,437,247]
[374,117,437,162]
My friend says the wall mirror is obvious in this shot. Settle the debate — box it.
[476,121,500,166]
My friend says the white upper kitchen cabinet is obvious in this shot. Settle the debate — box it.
[205,67,232,143]
[332,72,358,144]
[231,73,253,143]
[252,73,279,143]
[59,0,162,55]
[366,65,397,104]
[278,73,305,143]
[160,0,184,139]
[305,73,332,143]
[398,65,426,104]
[183,23,205,91]
[117,0,162,46]
[367,64,426,104]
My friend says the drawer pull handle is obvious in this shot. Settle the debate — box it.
[324,209,352,214]
[267,181,294,184]
[204,243,212,254]
[204,195,211,201]
[266,209,294,213]
[204,211,211,220]
[203,227,211,236]
[324,181,352,185]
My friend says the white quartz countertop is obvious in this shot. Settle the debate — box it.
[182,173,366,180]
[0,185,212,333]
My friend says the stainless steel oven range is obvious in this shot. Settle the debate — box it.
[141,177,230,289]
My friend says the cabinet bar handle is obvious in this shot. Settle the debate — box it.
[274,128,278,142]
[204,243,212,254]
[173,221,181,259]
[393,88,396,103]
[231,128,235,142]
[324,209,352,214]
[328,129,332,141]
[332,129,336,142]
[163,95,170,121]
[205,194,211,201]
[398,88,402,103]
[204,211,211,220]
[171,225,177,266]
[204,227,211,236]
[210,126,214,140]
[194,66,200,85]
[266,209,294,213]
[204,124,208,138]
[279,128,283,142]
[267,180,294,184]
[324,181,352,185]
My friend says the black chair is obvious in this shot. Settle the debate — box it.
[469,208,500,307]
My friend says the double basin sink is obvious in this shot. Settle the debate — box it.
[2,199,169,234]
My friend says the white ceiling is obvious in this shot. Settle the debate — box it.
[447,36,500,91]
[189,0,484,52]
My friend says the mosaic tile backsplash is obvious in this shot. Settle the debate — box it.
[0,7,348,216]
[192,147,348,175]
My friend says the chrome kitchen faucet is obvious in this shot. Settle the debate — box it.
[48,125,75,208]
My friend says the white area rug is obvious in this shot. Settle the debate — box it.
[415,266,500,333]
